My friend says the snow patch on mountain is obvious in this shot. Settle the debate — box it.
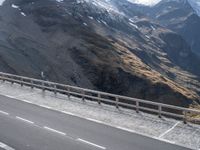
[188,0,200,16]
[12,4,19,9]
[127,0,161,6]
[56,0,63,2]
[126,0,200,16]
[77,0,124,15]
[75,0,200,18]
[130,0,200,17]
[0,0,5,5]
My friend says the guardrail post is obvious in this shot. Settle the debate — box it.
[42,82,45,91]
[2,75,5,82]
[136,101,139,113]
[67,87,70,98]
[116,97,119,109]
[183,110,187,124]
[54,85,57,95]
[158,105,162,118]
[0,75,3,82]
[10,76,14,84]
[98,93,101,105]
[20,78,23,86]
[82,90,85,102]
[31,80,34,89]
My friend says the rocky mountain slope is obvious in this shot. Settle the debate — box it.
[0,0,200,107]
[141,0,200,57]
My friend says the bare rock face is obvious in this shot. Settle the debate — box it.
[144,0,200,57]
[0,0,200,107]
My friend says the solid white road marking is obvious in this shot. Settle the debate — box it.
[153,136,176,145]
[39,105,52,109]
[159,138,175,144]
[61,111,76,116]
[5,95,15,99]
[0,110,9,115]
[21,100,33,104]
[116,126,136,133]
[86,118,104,124]
[77,138,106,150]
[16,116,34,124]
[0,142,15,150]
[43,126,66,136]
[159,122,180,138]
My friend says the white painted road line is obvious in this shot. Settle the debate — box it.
[61,111,76,116]
[39,105,52,109]
[159,122,180,138]
[116,126,136,133]
[0,142,15,150]
[86,118,104,124]
[0,110,9,115]
[16,116,34,124]
[153,136,176,145]
[5,95,15,99]
[21,100,33,104]
[159,138,175,144]
[43,126,66,136]
[77,138,106,150]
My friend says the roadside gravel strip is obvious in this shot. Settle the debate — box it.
[0,81,199,150]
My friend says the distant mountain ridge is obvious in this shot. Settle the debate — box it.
[188,0,200,16]
[141,0,200,56]
[127,0,200,16]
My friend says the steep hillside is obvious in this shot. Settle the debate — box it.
[144,0,200,57]
[0,0,199,107]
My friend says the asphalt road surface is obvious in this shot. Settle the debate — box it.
[0,95,192,150]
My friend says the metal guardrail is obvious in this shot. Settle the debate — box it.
[0,72,199,123]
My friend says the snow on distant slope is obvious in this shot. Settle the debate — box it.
[188,0,200,16]
[127,0,161,6]
[76,0,200,17]
[127,0,200,16]
[77,0,124,15]
[56,0,63,2]
[0,0,5,5]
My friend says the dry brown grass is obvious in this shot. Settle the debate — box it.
[113,41,199,101]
